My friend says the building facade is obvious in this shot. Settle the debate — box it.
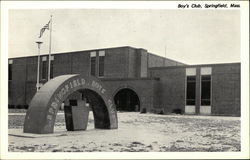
[8,46,241,116]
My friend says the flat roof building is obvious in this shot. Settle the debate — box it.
[8,46,240,116]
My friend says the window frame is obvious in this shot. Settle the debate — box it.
[200,67,212,106]
[90,51,96,76]
[185,75,196,106]
[49,55,54,79]
[8,60,13,81]
[41,56,47,80]
[98,51,105,77]
[185,68,197,106]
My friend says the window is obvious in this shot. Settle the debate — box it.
[42,56,47,80]
[201,67,212,75]
[50,56,54,79]
[90,51,96,76]
[200,67,212,106]
[201,75,211,106]
[9,60,13,80]
[186,68,196,76]
[186,76,196,105]
[99,51,105,77]
[185,68,196,106]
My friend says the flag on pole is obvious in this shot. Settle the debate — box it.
[38,20,50,38]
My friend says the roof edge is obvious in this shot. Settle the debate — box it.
[149,62,241,70]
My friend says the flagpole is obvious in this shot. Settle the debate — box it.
[48,15,52,80]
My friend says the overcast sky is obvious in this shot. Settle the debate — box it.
[9,9,240,64]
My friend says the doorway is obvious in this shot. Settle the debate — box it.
[114,88,140,112]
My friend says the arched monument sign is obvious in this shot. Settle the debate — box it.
[24,74,118,134]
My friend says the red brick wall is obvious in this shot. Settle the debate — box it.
[8,47,240,116]
[101,78,159,112]
[212,64,241,116]
[148,53,185,68]
[104,47,128,78]
[149,63,241,116]
[149,67,186,113]
[9,58,27,106]
[71,51,90,75]
[128,48,137,78]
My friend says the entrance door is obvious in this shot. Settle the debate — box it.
[114,88,140,112]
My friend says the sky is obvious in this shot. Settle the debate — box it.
[8,9,240,65]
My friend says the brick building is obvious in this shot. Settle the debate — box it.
[8,46,241,116]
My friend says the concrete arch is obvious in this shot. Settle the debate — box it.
[24,74,118,134]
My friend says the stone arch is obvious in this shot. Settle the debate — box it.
[113,86,141,112]
[24,74,118,134]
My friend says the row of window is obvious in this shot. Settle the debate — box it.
[186,68,212,106]
[8,56,54,81]
[8,51,106,81]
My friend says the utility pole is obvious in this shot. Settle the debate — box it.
[48,15,53,80]
[36,41,43,91]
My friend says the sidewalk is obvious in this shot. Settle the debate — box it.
[8,112,64,116]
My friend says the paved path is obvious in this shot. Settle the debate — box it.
[8,112,64,116]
